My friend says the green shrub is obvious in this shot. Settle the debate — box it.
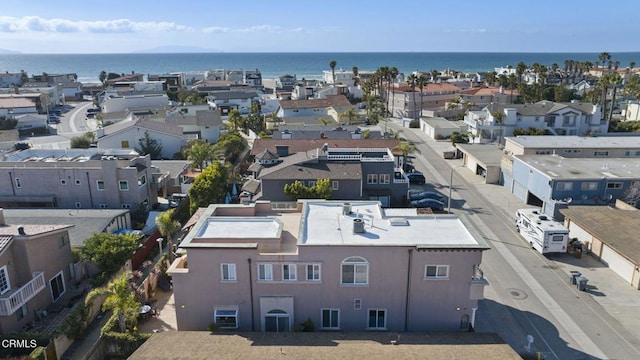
[409,119,420,128]
[298,318,315,332]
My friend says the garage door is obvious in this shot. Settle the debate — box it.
[513,181,527,201]
[601,245,634,284]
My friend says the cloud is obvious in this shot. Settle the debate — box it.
[0,16,191,34]
[203,24,304,34]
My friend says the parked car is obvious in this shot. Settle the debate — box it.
[410,198,445,211]
[406,171,426,185]
[408,191,445,202]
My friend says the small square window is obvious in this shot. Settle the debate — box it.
[119,180,129,191]
[221,263,237,281]
[96,180,105,191]
[332,181,339,190]
[282,264,297,281]
[425,265,449,279]
[354,298,362,310]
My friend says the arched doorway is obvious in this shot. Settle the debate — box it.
[265,309,290,332]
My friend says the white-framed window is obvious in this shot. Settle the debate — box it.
[15,178,21,188]
[258,264,273,281]
[341,257,368,285]
[282,264,297,281]
[425,265,449,279]
[307,180,316,187]
[556,182,573,191]
[60,179,67,185]
[221,263,236,281]
[321,308,340,329]
[214,309,238,329]
[119,180,129,191]
[607,182,623,189]
[354,298,362,310]
[367,309,386,330]
[138,175,146,187]
[96,180,105,191]
[0,265,11,295]
[332,181,339,190]
[580,182,598,191]
[379,174,390,184]
[50,271,66,302]
[367,174,378,184]
[306,264,321,281]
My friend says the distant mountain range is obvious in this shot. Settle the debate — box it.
[0,48,21,54]
[136,45,222,54]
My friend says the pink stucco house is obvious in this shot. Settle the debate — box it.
[169,200,489,332]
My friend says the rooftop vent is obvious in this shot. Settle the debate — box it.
[17,226,26,235]
[389,218,409,226]
[342,203,352,216]
[353,218,365,233]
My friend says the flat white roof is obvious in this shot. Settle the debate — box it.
[196,218,282,239]
[301,202,484,248]
[506,135,640,149]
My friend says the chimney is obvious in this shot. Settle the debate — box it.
[18,226,26,235]
[0,208,4,226]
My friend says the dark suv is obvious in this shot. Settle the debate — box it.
[406,171,426,185]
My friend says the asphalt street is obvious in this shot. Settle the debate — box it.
[387,120,640,360]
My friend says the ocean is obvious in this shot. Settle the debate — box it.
[1,52,639,83]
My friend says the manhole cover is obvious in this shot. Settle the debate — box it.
[505,288,528,300]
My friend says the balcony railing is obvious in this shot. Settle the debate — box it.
[0,272,46,316]
[393,168,409,184]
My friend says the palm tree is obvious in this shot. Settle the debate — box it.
[156,209,181,246]
[329,60,337,85]
[393,141,421,167]
[416,73,427,118]
[228,109,242,131]
[90,272,139,333]
[338,108,360,125]
[516,62,527,85]
[491,110,505,144]
[507,73,517,103]
[607,73,622,121]
[598,52,611,73]
[406,74,418,119]
[185,139,215,171]
[352,66,359,86]
[389,67,399,118]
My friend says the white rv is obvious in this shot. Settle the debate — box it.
[515,208,569,254]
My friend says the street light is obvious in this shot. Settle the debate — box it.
[448,165,465,214]
[157,237,164,255]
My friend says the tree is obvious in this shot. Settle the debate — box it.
[450,131,469,145]
[156,209,180,247]
[188,162,229,213]
[329,60,337,84]
[406,74,418,119]
[81,232,140,277]
[185,139,215,171]
[352,66,359,86]
[20,70,28,86]
[284,178,332,200]
[623,180,640,206]
[516,62,527,84]
[99,70,107,86]
[338,107,360,125]
[214,132,246,163]
[89,272,139,333]
[135,130,163,159]
[70,132,95,148]
[228,109,242,131]
[389,67,399,117]
[416,73,427,118]
[393,141,421,158]
[491,111,505,144]
[0,116,18,130]
[623,74,640,100]
[607,73,622,120]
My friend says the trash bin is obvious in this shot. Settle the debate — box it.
[577,277,588,291]
[569,271,582,285]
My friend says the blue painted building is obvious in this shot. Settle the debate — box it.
[504,155,640,220]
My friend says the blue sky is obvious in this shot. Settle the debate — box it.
[1,0,638,54]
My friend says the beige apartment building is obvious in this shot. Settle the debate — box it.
[0,149,157,210]
[169,200,489,332]
[0,209,74,333]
